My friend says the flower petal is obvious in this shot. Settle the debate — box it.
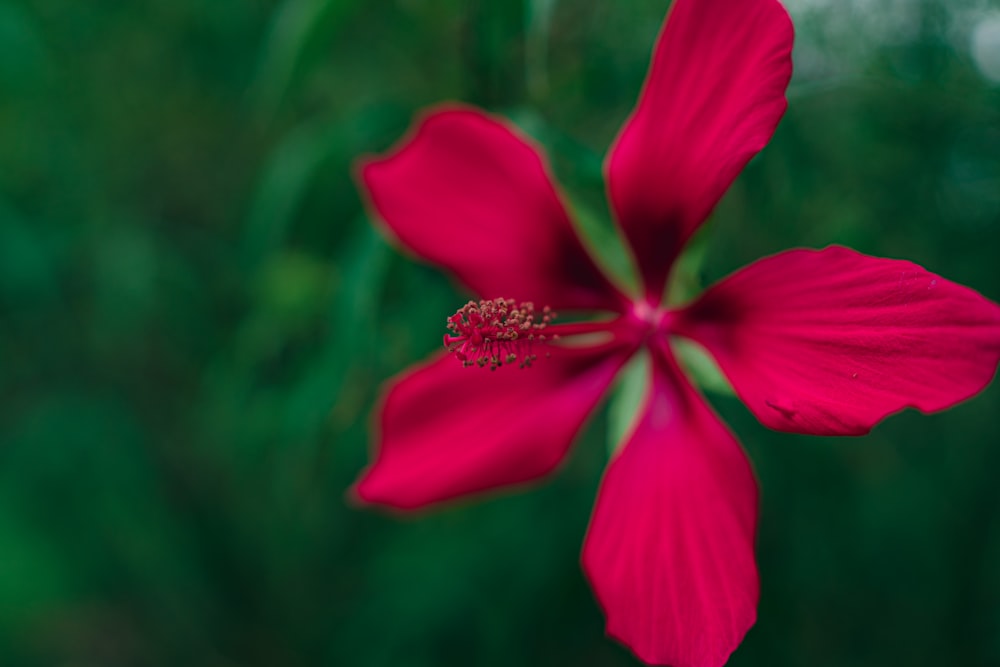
[675,246,1000,436]
[606,0,793,300]
[360,106,625,312]
[354,343,632,510]
[582,350,759,667]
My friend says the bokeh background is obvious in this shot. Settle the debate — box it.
[1,0,1000,665]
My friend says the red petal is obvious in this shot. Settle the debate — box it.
[607,0,793,300]
[360,106,625,312]
[582,350,758,667]
[676,246,1000,436]
[355,344,631,510]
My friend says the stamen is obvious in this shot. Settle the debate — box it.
[443,298,555,370]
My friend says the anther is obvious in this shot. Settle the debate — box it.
[443,298,555,370]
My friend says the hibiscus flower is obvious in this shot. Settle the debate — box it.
[350,0,1000,665]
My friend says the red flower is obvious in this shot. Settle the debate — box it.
[352,0,1000,665]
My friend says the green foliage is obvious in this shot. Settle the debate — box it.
[607,349,651,456]
[0,0,998,665]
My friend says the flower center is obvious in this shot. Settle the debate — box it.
[629,299,673,337]
[443,298,554,370]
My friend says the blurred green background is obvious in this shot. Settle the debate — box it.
[1,0,999,665]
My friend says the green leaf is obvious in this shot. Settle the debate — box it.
[525,0,556,101]
[282,222,391,441]
[242,119,344,268]
[665,217,713,307]
[671,336,734,397]
[607,349,651,456]
[251,0,363,118]
[567,195,640,299]
[0,3,48,92]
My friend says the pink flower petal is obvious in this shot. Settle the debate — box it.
[676,246,1000,436]
[360,106,625,312]
[582,350,759,667]
[354,343,632,510]
[606,0,793,300]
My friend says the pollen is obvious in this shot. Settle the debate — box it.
[443,298,555,370]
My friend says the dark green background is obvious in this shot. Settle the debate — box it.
[1,0,998,665]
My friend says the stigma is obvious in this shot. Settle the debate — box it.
[443,298,554,370]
